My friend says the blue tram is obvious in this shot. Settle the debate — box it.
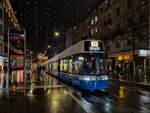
[44,40,108,90]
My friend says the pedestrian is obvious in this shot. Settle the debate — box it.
[3,64,7,75]
[137,65,142,80]
[37,66,42,81]
[3,64,8,87]
[9,68,12,87]
[116,64,120,79]
[129,62,133,81]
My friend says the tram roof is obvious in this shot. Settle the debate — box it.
[46,39,104,64]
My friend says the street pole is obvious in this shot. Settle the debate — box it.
[148,0,150,80]
[132,23,135,80]
[24,29,26,95]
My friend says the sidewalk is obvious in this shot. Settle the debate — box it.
[109,74,150,91]
[0,88,9,99]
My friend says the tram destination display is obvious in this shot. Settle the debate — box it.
[84,41,103,51]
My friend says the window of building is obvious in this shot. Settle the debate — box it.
[127,16,134,26]
[107,16,112,26]
[95,16,98,22]
[91,19,94,25]
[116,7,120,16]
[127,39,132,45]
[100,8,103,13]
[116,42,120,48]
[139,7,147,23]
[91,29,94,36]
[74,26,77,30]
[107,0,112,8]
[95,27,98,33]
[127,0,133,9]
[116,23,120,31]
[0,43,2,54]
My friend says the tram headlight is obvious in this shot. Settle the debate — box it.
[106,76,108,80]
[84,77,90,81]
[101,76,108,80]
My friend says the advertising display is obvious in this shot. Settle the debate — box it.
[9,29,25,70]
[8,28,26,88]
[9,55,24,68]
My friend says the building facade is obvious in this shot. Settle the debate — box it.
[0,2,4,56]
[65,0,149,81]
[0,0,20,88]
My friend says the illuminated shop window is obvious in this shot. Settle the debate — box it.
[91,29,94,36]
[91,19,94,25]
[95,27,98,33]
[95,16,98,22]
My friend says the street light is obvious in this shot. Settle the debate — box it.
[48,45,51,48]
[54,31,59,37]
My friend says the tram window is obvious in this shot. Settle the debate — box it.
[48,63,51,71]
[53,61,58,71]
[72,60,79,74]
[60,60,63,72]
[68,59,72,74]
[85,59,96,75]
[79,61,84,75]
[84,55,106,75]
[72,56,85,75]
[60,59,70,73]
[64,60,68,72]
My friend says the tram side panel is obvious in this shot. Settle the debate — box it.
[45,40,108,90]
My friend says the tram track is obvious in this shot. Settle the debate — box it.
[64,83,137,113]
[49,75,140,113]
[91,91,136,113]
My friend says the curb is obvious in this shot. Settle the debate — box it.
[109,79,150,91]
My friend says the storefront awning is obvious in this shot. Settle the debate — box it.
[108,49,150,58]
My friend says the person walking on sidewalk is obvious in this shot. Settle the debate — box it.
[3,64,8,87]
[3,64,7,76]
[37,66,42,81]
[116,64,120,79]
[129,62,133,81]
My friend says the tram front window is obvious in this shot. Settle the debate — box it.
[71,54,106,75]
[85,55,106,76]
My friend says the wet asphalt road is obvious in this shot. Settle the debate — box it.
[0,75,150,113]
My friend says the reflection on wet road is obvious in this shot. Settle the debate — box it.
[0,75,150,113]
[0,77,86,113]
[78,81,150,113]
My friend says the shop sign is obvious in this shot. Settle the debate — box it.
[139,50,150,57]
[123,56,133,60]
[115,56,133,61]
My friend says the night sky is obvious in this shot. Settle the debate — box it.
[10,0,102,53]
